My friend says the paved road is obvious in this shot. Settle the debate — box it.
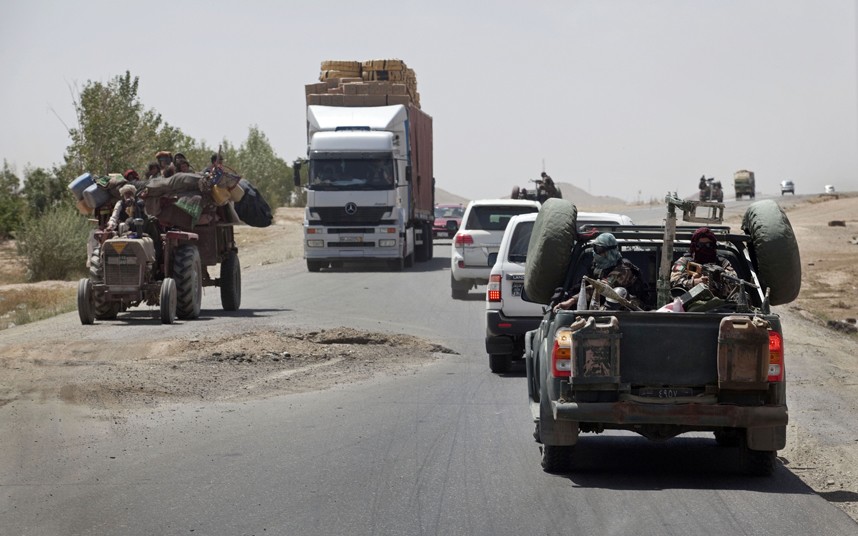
[3,197,857,535]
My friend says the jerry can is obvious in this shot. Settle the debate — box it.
[570,315,622,385]
[717,316,770,390]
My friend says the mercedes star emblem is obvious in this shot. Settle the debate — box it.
[344,202,358,215]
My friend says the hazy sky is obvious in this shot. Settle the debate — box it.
[1,0,856,201]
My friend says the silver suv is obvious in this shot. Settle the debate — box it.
[450,199,541,299]
[484,210,634,373]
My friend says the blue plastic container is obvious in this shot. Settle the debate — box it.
[82,182,111,209]
[68,172,94,201]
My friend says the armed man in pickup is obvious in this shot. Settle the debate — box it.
[554,233,646,312]
[670,226,737,299]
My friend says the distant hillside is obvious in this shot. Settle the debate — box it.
[434,183,627,211]
[435,187,469,206]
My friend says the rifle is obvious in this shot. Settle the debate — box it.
[686,261,759,312]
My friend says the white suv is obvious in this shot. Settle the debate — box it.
[484,211,634,373]
[450,199,541,299]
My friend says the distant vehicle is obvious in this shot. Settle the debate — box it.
[734,169,756,199]
[432,204,465,239]
[485,210,635,373]
[825,185,836,194]
[780,180,795,195]
[698,176,724,202]
[450,199,541,299]
[511,172,563,203]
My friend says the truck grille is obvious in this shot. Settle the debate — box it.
[329,242,376,248]
[105,263,141,286]
[313,207,392,225]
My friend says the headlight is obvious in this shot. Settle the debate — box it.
[306,240,324,247]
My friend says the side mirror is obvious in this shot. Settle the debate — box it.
[292,161,302,187]
[487,252,498,267]
[405,165,412,183]
[445,220,458,232]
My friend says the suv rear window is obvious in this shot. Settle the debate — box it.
[466,206,539,231]
[508,221,534,261]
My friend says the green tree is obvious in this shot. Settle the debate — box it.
[233,126,293,208]
[0,160,23,238]
[60,71,196,179]
[22,166,69,217]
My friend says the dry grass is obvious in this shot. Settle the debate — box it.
[0,284,77,330]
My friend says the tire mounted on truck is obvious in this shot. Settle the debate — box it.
[524,199,578,304]
[741,200,802,306]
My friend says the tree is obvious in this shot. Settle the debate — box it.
[0,160,23,238]
[60,71,195,180]
[233,126,293,208]
[22,166,68,217]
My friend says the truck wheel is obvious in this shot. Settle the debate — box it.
[307,260,323,272]
[524,199,578,304]
[511,186,520,199]
[489,354,512,373]
[541,444,575,473]
[714,428,741,447]
[736,193,742,200]
[77,278,95,325]
[160,277,177,324]
[173,244,202,320]
[451,274,469,299]
[741,200,801,305]
[220,251,241,311]
[89,248,120,320]
[740,432,776,476]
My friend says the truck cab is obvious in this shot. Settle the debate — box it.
[299,104,433,271]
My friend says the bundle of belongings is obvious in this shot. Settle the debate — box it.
[68,160,273,229]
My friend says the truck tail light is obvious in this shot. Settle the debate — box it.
[551,327,573,377]
[767,330,784,382]
[487,274,502,302]
[454,233,473,248]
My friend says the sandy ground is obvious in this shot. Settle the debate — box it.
[2,198,858,520]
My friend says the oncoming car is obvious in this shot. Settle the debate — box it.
[780,180,795,195]
[450,199,541,299]
[484,210,634,373]
[433,204,465,239]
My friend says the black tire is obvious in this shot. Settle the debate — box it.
[160,277,177,324]
[741,200,802,305]
[511,186,520,200]
[740,431,776,476]
[405,253,414,269]
[173,244,202,320]
[220,251,241,311]
[736,193,742,200]
[750,192,756,199]
[307,260,323,272]
[541,445,575,473]
[451,273,469,299]
[524,199,578,304]
[714,428,742,447]
[77,278,94,325]
[489,354,512,373]
[89,247,120,320]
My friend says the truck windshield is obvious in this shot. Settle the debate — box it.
[308,157,394,191]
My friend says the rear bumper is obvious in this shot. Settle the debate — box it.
[485,311,541,353]
[553,400,788,429]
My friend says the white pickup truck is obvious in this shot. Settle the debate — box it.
[485,211,634,373]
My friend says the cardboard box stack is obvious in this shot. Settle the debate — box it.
[305,59,421,109]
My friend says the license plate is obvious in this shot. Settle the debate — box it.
[340,236,362,243]
[512,282,523,296]
[119,255,129,265]
[638,387,694,399]
[437,231,448,238]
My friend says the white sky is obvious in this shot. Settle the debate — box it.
[1,0,856,201]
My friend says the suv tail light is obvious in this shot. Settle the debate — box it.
[551,327,573,377]
[454,233,473,248]
[487,274,502,302]
[767,330,784,382]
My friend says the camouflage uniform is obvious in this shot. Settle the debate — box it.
[670,254,736,299]
[594,258,645,308]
